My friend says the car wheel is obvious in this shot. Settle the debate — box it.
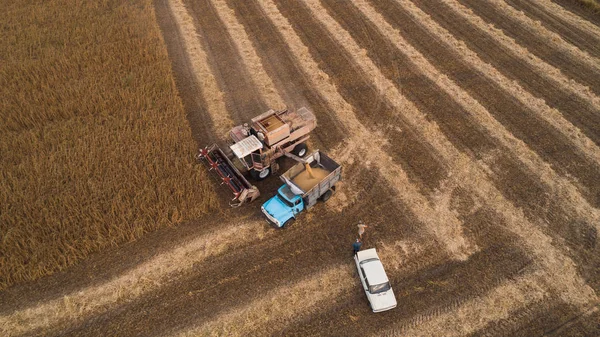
[293,143,308,157]
[282,218,295,228]
[250,167,270,181]
[320,189,333,202]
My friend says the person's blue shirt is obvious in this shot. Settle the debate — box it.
[352,240,362,253]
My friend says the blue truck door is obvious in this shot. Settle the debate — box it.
[294,198,303,214]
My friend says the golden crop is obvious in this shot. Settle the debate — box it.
[0,0,219,289]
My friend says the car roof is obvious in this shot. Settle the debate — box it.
[357,249,390,285]
[362,259,389,285]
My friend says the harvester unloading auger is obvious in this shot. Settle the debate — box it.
[197,107,316,207]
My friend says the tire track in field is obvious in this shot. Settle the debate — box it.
[258,0,475,261]
[67,183,433,337]
[413,0,600,149]
[209,0,285,111]
[280,206,534,336]
[381,273,547,337]
[176,265,355,337]
[49,169,424,336]
[178,231,449,336]
[182,0,267,125]
[288,0,595,307]
[0,220,273,337]
[457,0,600,96]
[220,0,346,149]
[369,0,600,280]
[552,0,600,27]
[506,0,600,58]
[55,222,341,337]
[545,305,600,336]
[165,0,233,139]
[472,301,597,337]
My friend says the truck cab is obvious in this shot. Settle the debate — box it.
[261,150,341,228]
[261,185,304,228]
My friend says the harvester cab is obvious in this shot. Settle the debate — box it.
[197,107,316,207]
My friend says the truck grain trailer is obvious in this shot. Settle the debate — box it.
[261,150,341,227]
[197,107,316,207]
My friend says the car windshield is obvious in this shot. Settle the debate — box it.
[369,282,391,294]
[278,186,296,207]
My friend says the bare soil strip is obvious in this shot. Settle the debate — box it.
[360,0,600,300]
[209,0,285,111]
[182,0,268,124]
[399,0,600,170]
[177,265,355,336]
[534,0,600,43]
[456,0,600,97]
[152,0,218,144]
[295,0,595,307]
[167,0,233,138]
[280,232,532,336]
[343,0,600,228]
[180,228,449,336]
[52,220,340,337]
[259,0,476,261]
[382,273,547,336]
[221,0,347,149]
[376,0,600,277]
[316,0,600,253]
[506,0,600,58]
[433,0,600,144]
[0,221,272,336]
[490,0,600,66]
[55,187,428,337]
[261,0,451,196]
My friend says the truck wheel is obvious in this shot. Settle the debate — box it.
[293,143,308,157]
[250,168,270,181]
[321,189,333,202]
[282,218,295,228]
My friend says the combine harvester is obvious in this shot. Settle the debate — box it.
[198,107,316,206]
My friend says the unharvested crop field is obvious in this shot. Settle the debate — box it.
[1,0,600,336]
[0,0,218,290]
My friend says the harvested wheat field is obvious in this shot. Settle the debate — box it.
[2,0,600,336]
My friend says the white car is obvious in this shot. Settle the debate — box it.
[354,248,397,313]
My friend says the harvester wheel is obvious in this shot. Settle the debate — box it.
[293,143,308,157]
[250,168,270,181]
[321,189,333,202]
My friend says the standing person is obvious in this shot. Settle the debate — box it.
[353,238,362,255]
[357,222,369,239]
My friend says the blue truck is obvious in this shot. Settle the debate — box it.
[261,151,341,227]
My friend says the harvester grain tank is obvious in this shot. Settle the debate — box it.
[197,107,316,206]
[261,150,341,227]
